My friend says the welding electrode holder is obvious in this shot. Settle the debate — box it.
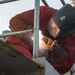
[42,36,57,47]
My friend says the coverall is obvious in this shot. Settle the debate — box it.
[5,6,75,74]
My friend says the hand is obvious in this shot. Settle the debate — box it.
[41,37,53,51]
[47,40,58,51]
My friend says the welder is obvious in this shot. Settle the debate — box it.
[5,4,75,74]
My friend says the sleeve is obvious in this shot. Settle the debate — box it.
[40,6,57,19]
[39,6,57,34]
[46,44,74,74]
[9,9,34,32]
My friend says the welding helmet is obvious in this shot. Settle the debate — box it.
[48,4,75,40]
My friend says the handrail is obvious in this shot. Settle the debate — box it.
[0,29,33,37]
[60,0,66,5]
[41,0,49,7]
[33,0,40,58]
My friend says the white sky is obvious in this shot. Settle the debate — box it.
[0,0,70,34]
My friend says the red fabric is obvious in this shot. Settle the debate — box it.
[6,6,75,74]
[52,34,75,74]
[10,6,57,34]
[5,36,32,59]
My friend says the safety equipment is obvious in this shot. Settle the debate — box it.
[48,43,68,63]
[42,36,68,63]
[48,4,75,40]
[48,19,60,38]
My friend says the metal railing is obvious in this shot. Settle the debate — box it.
[0,0,40,58]
[0,29,33,37]
[0,0,66,58]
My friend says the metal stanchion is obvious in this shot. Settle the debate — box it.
[33,0,40,58]
[60,0,66,5]
[0,29,33,37]
[41,0,49,7]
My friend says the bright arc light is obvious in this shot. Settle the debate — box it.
[31,30,46,51]
[39,30,43,44]
[31,30,43,44]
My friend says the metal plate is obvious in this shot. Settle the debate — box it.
[0,40,40,73]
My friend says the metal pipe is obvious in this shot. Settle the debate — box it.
[41,0,49,7]
[0,29,33,37]
[0,0,18,4]
[60,0,66,5]
[33,0,40,58]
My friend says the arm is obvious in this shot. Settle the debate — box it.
[42,37,74,74]
[47,44,74,74]
[10,9,34,32]
[9,6,57,32]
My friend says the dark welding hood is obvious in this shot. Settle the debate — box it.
[52,4,75,40]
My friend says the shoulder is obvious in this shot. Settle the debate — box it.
[40,6,57,11]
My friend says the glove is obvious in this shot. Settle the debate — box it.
[42,36,57,51]
[47,44,68,63]
[39,37,53,56]
[41,36,68,63]
[41,37,53,50]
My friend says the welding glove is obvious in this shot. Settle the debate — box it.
[48,43,68,63]
[41,38,68,63]
[41,37,54,51]
[39,37,53,56]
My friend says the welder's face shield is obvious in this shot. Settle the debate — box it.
[48,19,60,38]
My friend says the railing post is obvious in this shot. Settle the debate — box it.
[33,0,40,58]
